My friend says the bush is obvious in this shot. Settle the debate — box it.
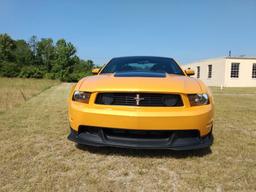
[19,66,44,78]
[63,71,92,82]
[0,61,20,77]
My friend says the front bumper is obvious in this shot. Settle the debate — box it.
[68,127,213,150]
[69,101,214,137]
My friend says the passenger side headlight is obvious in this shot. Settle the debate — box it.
[188,94,209,106]
[72,91,91,104]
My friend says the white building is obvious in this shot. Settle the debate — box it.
[183,56,256,87]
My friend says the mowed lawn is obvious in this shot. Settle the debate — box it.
[0,79,255,192]
[0,78,59,113]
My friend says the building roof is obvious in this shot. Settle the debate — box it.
[183,55,256,65]
[225,56,256,60]
[182,57,224,65]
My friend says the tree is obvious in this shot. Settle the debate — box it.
[74,59,94,72]
[69,59,94,81]
[28,35,38,56]
[0,34,19,77]
[0,33,16,62]
[37,38,55,71]
[13,40,34,66]
[0,33,94,81]
[52,39,78,81]
[28,35,42,66]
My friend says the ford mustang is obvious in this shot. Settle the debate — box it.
[68,56,214,150]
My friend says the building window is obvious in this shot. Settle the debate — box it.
[197,66,200,78]
[252,64,256,78]
[230,63,240,78]
[208,65,212,78]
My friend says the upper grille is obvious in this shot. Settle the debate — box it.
[95,93,183,107]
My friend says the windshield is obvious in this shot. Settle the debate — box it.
[100,57,184,75]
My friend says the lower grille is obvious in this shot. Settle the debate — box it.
[95,93,183,107]
[104,129,200,139]
[78,126,200,140]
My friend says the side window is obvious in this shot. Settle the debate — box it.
[230,63,240,78]
[208,65,212,78]
[252,63,256,78]
[197,66,200,78]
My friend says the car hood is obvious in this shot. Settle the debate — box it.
[77,73,202,93]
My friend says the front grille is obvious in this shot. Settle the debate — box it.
[95,93,183,107]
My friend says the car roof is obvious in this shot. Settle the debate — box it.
[111,56,174,60]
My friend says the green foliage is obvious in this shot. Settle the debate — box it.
[0,33,94,82]
[37,38,55,71]
[0,34,16,62]
[19,66,44,78]
[0,61,20,77]
[13,40,34,66]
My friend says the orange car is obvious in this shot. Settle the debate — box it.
[68,56,214,150]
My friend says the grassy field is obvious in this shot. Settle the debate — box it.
[210,86,256,94]
[0,80,255,191]
[0,78,59,113]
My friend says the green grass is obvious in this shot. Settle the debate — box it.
[0,81,255,191]
[0,78,59,113]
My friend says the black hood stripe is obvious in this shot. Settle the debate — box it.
[114,72,166,78]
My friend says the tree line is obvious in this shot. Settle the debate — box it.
[0,33,94,82]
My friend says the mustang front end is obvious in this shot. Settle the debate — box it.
[67,56,214,150]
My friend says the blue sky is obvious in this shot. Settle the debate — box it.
[1,0,256,65]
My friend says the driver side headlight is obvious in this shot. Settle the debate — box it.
[188,94,209,106]
[72,91,91,104]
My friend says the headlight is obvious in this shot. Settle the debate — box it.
[72,91,91,103]
[188,94,209,106]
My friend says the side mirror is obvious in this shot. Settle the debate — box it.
[92,68,101,75]
[185,69,195,76]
